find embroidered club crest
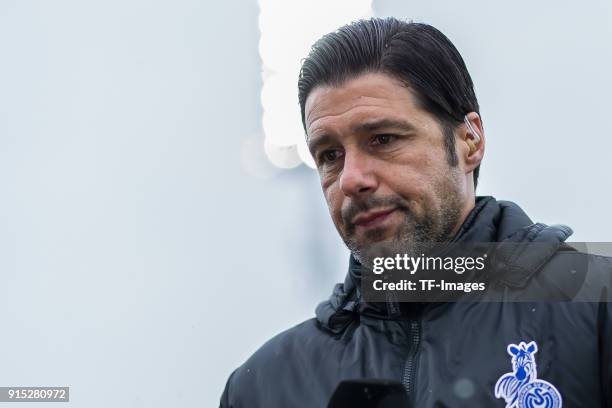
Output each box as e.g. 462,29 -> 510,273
494,341 -> 562,408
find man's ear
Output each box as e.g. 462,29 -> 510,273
461,112 -> 485,174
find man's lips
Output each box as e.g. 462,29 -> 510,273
352,208 -> 397,229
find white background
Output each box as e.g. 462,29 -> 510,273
0,0 -> 610,406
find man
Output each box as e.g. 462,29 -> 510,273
220,17 -> 611,407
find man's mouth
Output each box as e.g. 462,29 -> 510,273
352,208 -> 397,229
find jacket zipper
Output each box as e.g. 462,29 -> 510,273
402,319 -> 421,399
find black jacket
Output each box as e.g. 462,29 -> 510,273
220,196 -> 612,407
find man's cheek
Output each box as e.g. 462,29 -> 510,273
324,189 -> 342,215
324,196 -> 344,231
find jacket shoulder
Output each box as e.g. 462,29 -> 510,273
239,317 -> 328,370
220,317 -> 334,407
535,247 -> 612,301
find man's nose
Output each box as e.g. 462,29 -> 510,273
339,151 -> 378,197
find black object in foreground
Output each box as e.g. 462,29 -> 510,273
327,379 -> 410,408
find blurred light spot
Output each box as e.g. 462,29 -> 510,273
453,378 -> 475,399
258,0 -> 372,168
240,132 -> 281,179
296,134 -> 315,168
263,139 -> 301,169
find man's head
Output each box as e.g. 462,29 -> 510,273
298,18 -> 485,266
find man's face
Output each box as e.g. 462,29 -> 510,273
305,72 -> 471,266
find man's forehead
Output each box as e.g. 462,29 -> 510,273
306,93 -> 391,135
304,73 -> 418,137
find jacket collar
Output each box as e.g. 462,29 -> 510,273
315,196 -> 573,332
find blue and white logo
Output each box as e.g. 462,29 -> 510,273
494,341 -> 562,408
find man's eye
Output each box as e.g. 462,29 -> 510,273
319,149 -> 343,164
372,134 -> 395,145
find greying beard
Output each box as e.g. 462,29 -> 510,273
345,193 -> 463,270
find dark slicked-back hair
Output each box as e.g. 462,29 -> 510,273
298,17 -> 481,188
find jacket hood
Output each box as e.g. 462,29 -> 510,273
315,196 -> 574,333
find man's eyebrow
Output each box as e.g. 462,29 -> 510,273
307,119 -> 416,155
307,133 -> 334,155
351,118 -> 417,134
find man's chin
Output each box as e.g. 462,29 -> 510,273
357,225 -> 400,243
349,238 -> 406,269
